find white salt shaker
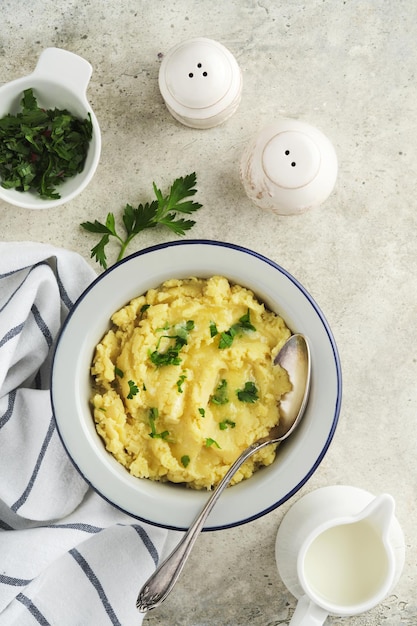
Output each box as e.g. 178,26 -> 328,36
240,119 -> 338,215
158,37 -> 242,129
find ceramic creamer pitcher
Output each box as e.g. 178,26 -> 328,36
275,486 -> 405,625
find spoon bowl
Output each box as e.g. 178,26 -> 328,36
137,333 -> 311,613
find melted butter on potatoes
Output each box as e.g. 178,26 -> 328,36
91,276 -> 291,490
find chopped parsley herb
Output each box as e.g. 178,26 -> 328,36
149,347 -> 182,367
181,455 -> 190,468
218,309 -> 256,349
198,407 -> 206,417
114,366 -> 124,378
127,380 -> 139,399
218,331 -> 234,350
210,379 -> 229,405
0,88 -> 92,199
176,373 -> 187,393
155,322 -> 170,332
142,383 -> 147,391
205,438 -> 221,449
209,321 -> 218,337
149,320 -> 194,367
148,407 -> 170,440
140,304 -> 150,316
149,407 -> 158,421
219,419 -> 236,430
236,381 -> 259,403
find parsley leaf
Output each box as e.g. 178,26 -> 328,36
205,438 -> 221,449
210,379 -> 229,405
236,381 -> 259,403
219,419 -> 236,430
127,380 -> 139,399
181,455 -> 190,468
176,373 -> 187,393
218,309 -> 256,349
81,172 -> 202,269
209,321 -> 218,337
149,320 -> 194,367
0,88 -> 92,199
148,407 -> 170,440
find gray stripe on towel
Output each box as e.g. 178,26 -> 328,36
69,548 -> 122,626
16,593 -> 51,626
132,524 -> 160,567
11,416 -> 56,513
0,323 -> 25,349
0,573 -> 33,587
31,303 -> 53,348
0,389 -> 17,429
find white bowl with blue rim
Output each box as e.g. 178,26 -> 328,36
51,240 -> 342,531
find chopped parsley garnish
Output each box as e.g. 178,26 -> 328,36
210,379 -> 229,405
175,320 -> 195,339
198,408 -> 206,417
149,346 -> 182,367
236,381 -> 259,403
219,419 -> 236,430
148,408 -> 170,440
218,309 -> 256,349
156,322 -> 170,332
127,380 -> 139,399
140,304 -> 150,317
149,320 -> 194,367
218,331 -> 234,350
205,438 -> 221,449
81,172 -> 202,268
0,88 -> 92,199
176,373 -> 187,393
209,321 -> 218,337
181,455 -> 190,468
114,366 -> 124,378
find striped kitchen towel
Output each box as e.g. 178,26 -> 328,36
0,242 -> 176,625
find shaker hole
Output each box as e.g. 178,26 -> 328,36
291,162 -> 296,167
197,63 -> 202,68
203,71 -> 208,77
285,150 -> 290,155
189,73 -> 194,78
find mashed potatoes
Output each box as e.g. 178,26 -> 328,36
91,276 -> 291,490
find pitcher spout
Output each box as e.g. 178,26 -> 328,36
357,493 -> 395,538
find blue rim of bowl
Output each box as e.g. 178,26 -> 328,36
51,239 -> 342,531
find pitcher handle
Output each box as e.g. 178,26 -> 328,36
33,47 -> 92,98
289,595 -> 328,626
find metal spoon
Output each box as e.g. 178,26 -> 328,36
136,333 -> 311,613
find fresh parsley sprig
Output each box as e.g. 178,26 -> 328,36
80,172 -> 202,269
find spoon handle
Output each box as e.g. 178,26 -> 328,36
136,438 -> 273,613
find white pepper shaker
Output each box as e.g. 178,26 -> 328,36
240,119 -> 338,215
158,37 -> 242,129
